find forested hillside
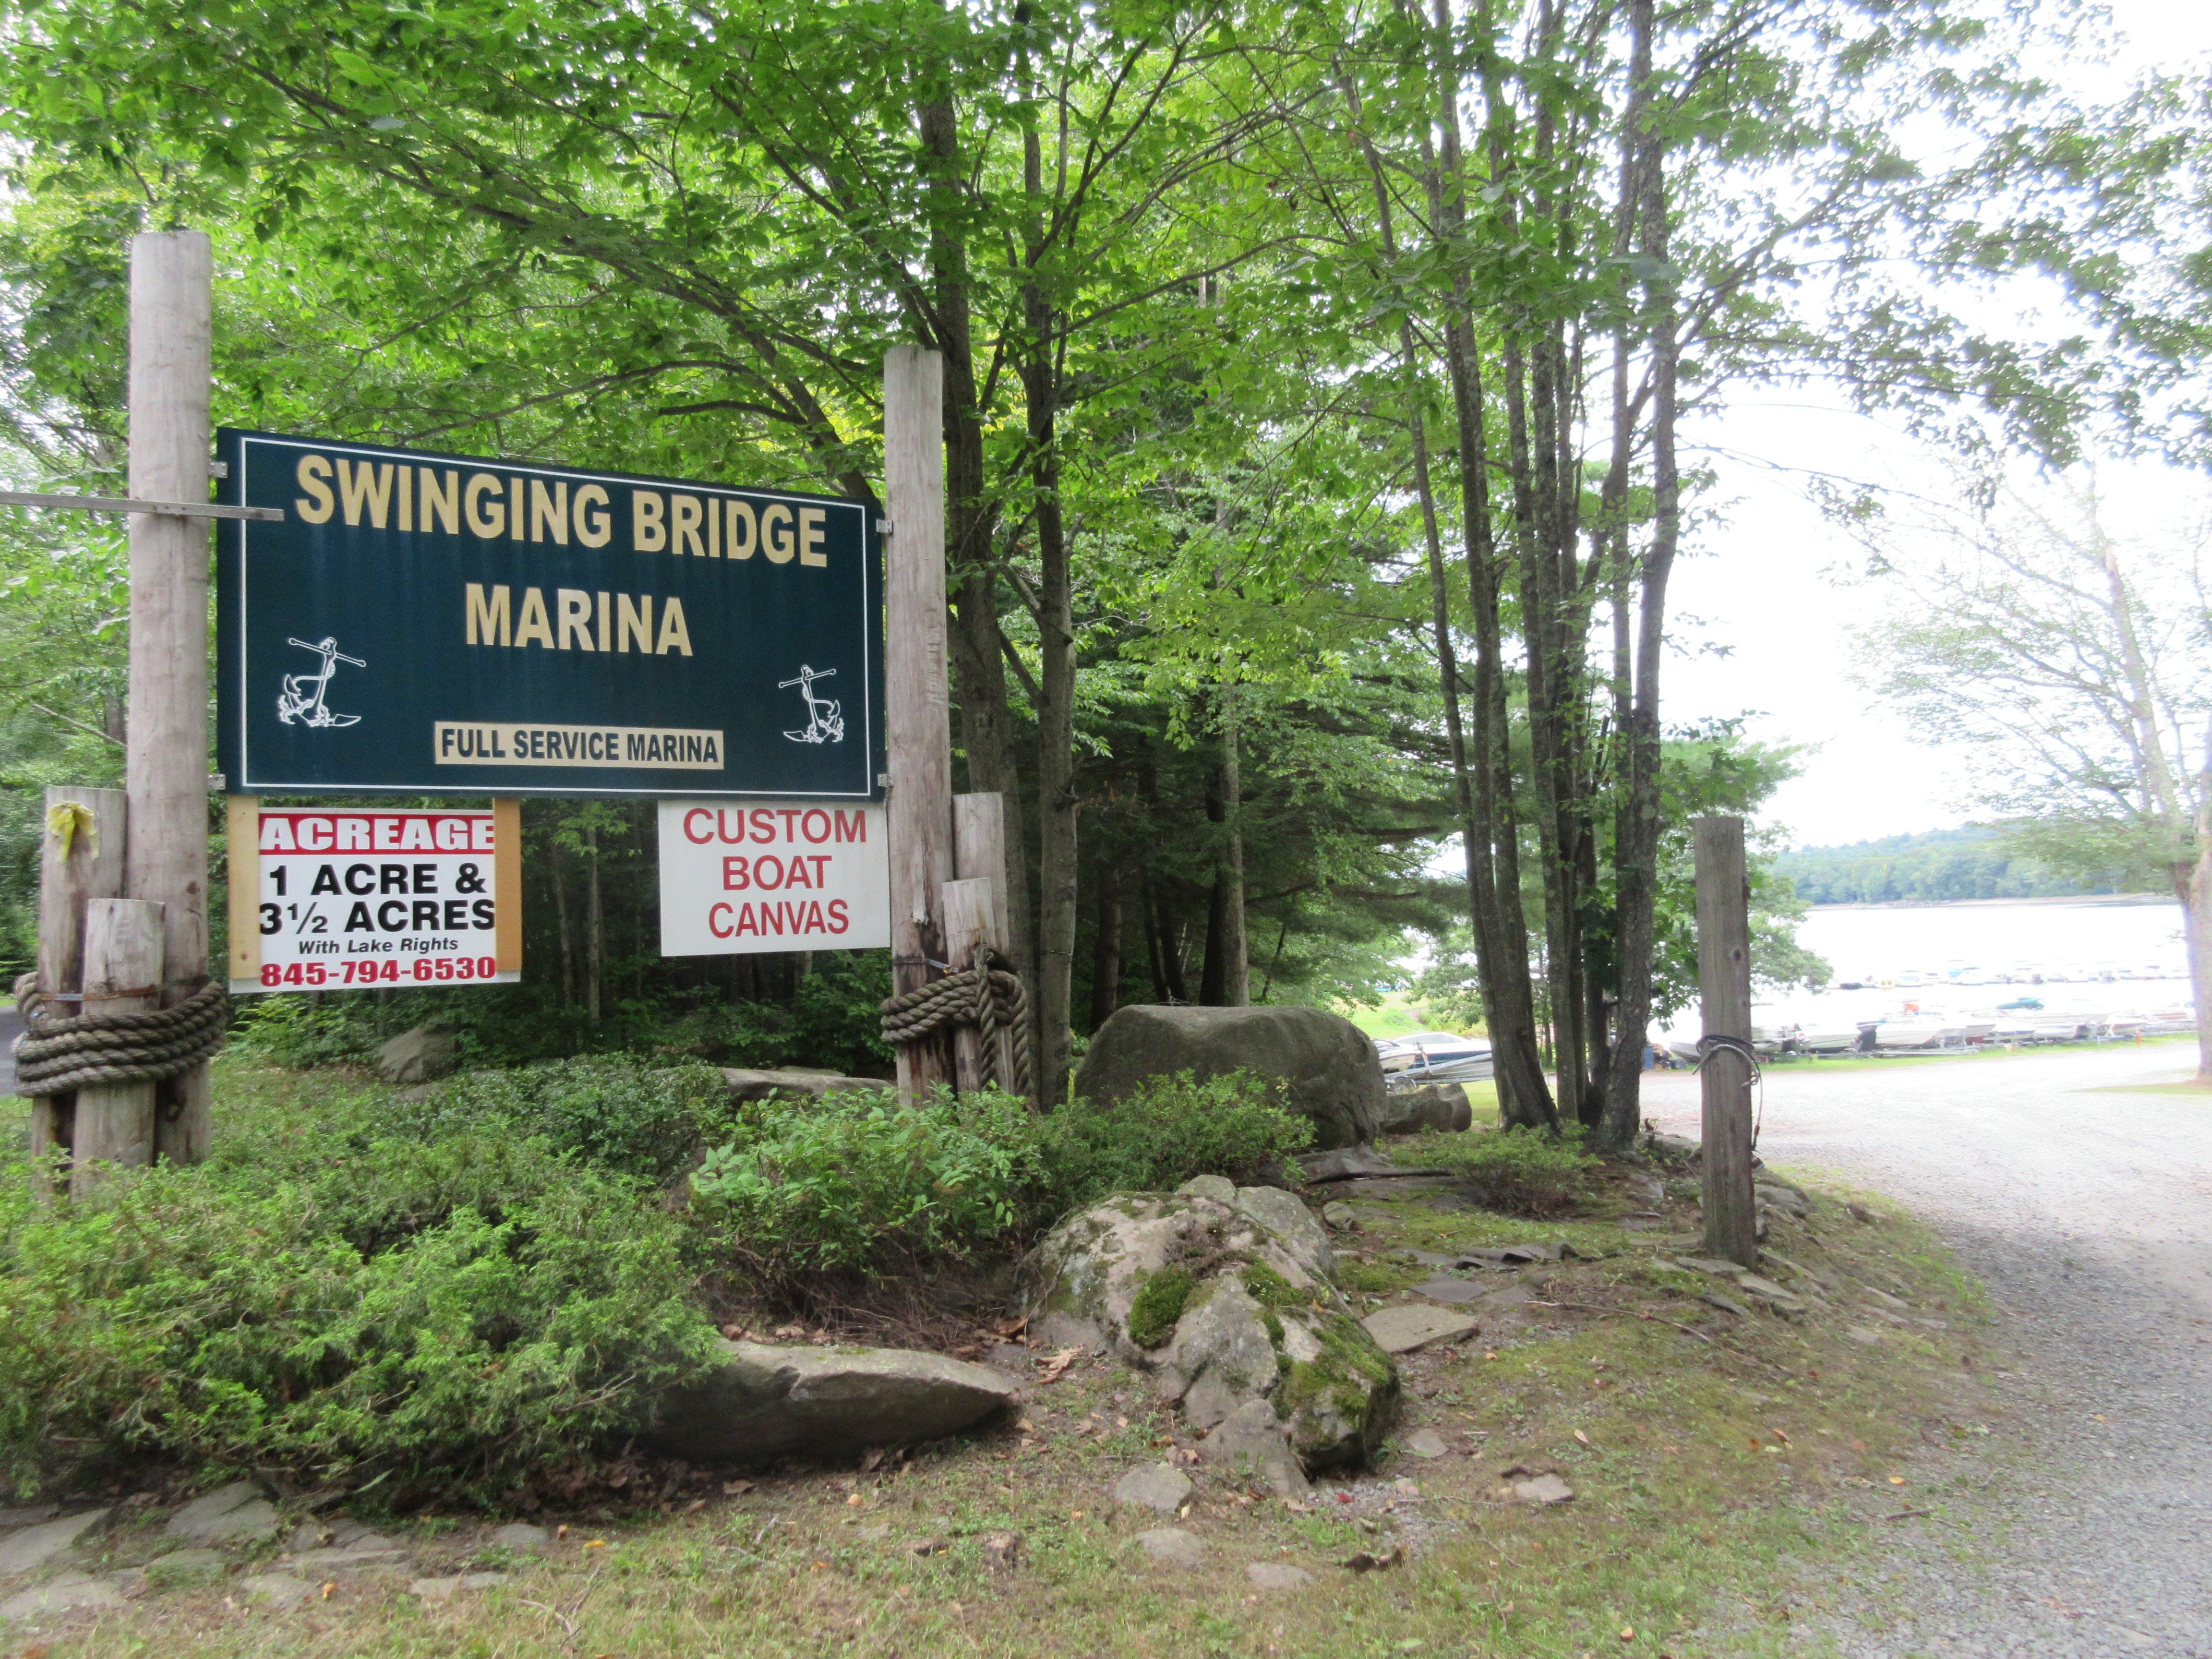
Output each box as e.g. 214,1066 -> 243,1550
1773,828 -> 2133,904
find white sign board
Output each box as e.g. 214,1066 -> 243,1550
658,799 -> 890,955
234,806 -> 518,992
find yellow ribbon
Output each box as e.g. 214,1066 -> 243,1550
46,801 -> 97,861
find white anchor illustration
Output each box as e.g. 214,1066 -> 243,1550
779,665 -> 844,744
276,636 -> 365,729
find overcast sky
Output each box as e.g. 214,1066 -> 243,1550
1664,0 -> 2212,851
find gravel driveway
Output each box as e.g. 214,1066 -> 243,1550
1641,1043 -> 2212,1659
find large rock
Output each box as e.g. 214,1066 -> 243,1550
375,1026 -> 458,1086
1074,1005 -> 1384,1151
0,1508 -> 109,1576
1019,1188 -> 1396,1472
1379,1082 -> 1473,1134
642,1341 -> 1019,1463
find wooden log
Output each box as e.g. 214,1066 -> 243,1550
125,229 -> 216,1166
31,786 -> 128,1172
952,793 -> 1022,1097
70,898 -> 165,1198
884,345 -> 956,1102
1694,815 -> 1757,1266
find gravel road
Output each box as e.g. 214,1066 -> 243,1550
1640,1042 -> 2212,1659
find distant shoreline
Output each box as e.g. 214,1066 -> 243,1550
1808,893 -> 2177,912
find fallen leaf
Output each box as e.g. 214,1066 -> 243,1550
1036,1346 -> 1082,1385
845,1493 -> 865,1507
1574,1430 -> 1592,1446
1771,1428 -> 1791,1445
1621,1628 -> 1636,1641
586,1538 -> 608,1549
319,1582 -> 335,1600
722,1479 -> 755,1496
859,1448 -> 884,1473
906,1536 -> 949,1557
1888,1476 -> 1906,1487
996,1314 -> 1030,1337
556,1524 -> 571,1539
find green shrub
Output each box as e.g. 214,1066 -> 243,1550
228,993 -> 370,1068
688,1086 -> 1049,1285
392,1055 -> 735,1182
1426,1123 -> 1599,1217
1041,1069 -> 1314,1207
0,1144 -> 718,1499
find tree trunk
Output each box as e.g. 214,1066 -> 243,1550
1600,0 -> 1676,1151
1217,691 -> 1248,1006
551,835 -> 576,1010
1090,863 -> 1123,1028
1022,97 -> 1080,1106
1441,0 -> 1555,1128
583,818 -> 603,1025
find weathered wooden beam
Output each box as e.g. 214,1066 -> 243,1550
1695,815 -> 1757,1266
70,898 -> 165,1198
30,785 -> 128,1178
884,346 -> 956,1102
126,230 -> 217,1166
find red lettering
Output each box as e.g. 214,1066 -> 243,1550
828,900 -> 849,934
833,809 -> 866,843
709,902 -> 734,938
801,809 -> 830,843
750,808 -> 776,843
810,855 -> 831,886
734,902 -> 758,936
722,856 -> 749,890
779,808 -> 801,841
685,808 -> 713,844
801,900 -> 825,932
785,856 -> 814,889
755,854 -> 784,890
716,809 -> 743,843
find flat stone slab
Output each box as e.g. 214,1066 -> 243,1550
0,1506 -> 59,1529
489,1523 -> 550,1555
289,1540 -> 409,1573
1246,1562 -> 1312,1590
1114,1465 -> 1194,1514
1673,1257 -> 1749,1275
0,1509 -> 109,1577
166,1482 -> 279,1545
1135,1527 -> 1204,1569
1298,1146 -> 1448,1182
1735,1274 -> 1807,1313
1700,1291 -> 1751,1317
1409,1276 -> 1483,1306
643,1339 -> 1021,1463
1402,1429 -> 1449,1459
241,1572 -> 318,1608
1363,1305 -> 1480,1354
411,1571 -> 509,1601
0,1572 -> 124,1620
1512,1474 -> 1575,1505
721,1068 -> 889,1103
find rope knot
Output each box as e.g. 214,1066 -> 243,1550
11,972 -> 230,1098
878,950 -> 1032,1097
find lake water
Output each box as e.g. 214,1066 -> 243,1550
1654,897 -> 2197,1046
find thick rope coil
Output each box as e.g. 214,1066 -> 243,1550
12,973 -> 229,1097
878,950 -> 1031,1098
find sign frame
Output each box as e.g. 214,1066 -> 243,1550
227,797 -> 524,993
216,429 -> 885,801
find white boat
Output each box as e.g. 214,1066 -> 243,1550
1792,1024 -> 1862,1054
1382,1036 -> 1494,1085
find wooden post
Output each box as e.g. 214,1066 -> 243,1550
1694,815 -> 1757,1266
225,794 -> 260,990
31,786 -> 128,1171
125,229 -> 216,1166
953,792 -> 1022,1097
493,798 -> 524,978
884,345 -> 956,1101
940,877 -> 998,1095
70,898 -> 165,1198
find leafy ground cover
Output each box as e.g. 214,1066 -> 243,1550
0,1063 -> 2010,1658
